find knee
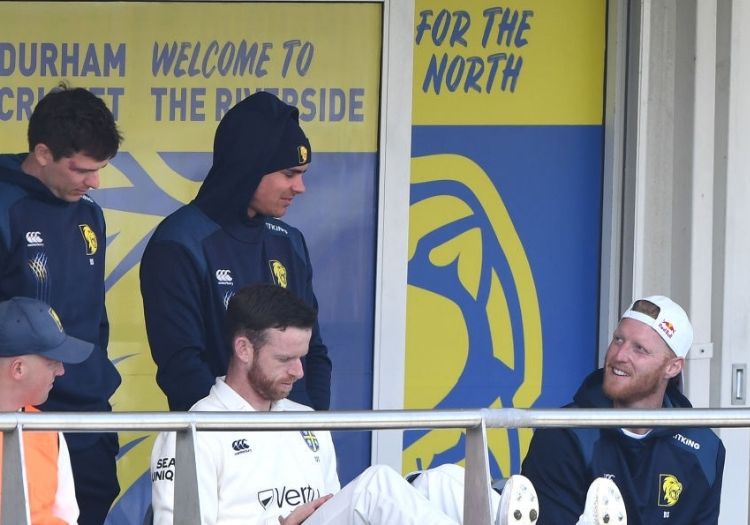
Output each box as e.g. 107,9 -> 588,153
428,464 -> 465,481
359,464 -> 402,483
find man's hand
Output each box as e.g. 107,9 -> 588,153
279,494 -> 333,525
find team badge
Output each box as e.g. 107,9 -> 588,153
48,307 -> 64,332
78,224 -> 98,255
301,431 -> 319,452
297,145 -> 308,164
269,260 -> 288,288
658,474 -> 683,507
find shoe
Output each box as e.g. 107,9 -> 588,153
578,477 -> 626,525
495,474 -> 539,524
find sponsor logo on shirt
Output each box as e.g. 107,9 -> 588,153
215,269 -> 233,285
231,439 -> 251,455
152,457 -> 175,482
658,474 -> 682,507
269,260 -> 288,288
25,231 -> 44,246
265,222 -> 288,235
672,433 -> 701,450
300,431 -> 319,452
78,224 -> 98,255
257,485 -> 321,510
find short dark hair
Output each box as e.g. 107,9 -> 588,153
28,83 -> 122,161
630,299 -> 661,320
225,284 -> 316,351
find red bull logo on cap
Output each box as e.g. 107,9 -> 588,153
659,320 -> 675,338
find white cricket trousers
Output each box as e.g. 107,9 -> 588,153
304,464 -> 501,525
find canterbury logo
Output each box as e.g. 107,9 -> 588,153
231,439 -> 250,453
25,231 -> 43,245
215,269 -> 233,284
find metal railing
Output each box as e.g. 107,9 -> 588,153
3,407 -> 750,525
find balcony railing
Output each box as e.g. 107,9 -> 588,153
3,407 -> 750,525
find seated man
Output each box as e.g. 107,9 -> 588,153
0,297 -> 95,524
151,284 -> 540,525
522,296 -> 725,524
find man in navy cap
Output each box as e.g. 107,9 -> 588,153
0,296 -> 95,524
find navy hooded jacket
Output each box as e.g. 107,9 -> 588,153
140,92 -> 331,411
522,369 -> 725,525
0,154 -> 121,448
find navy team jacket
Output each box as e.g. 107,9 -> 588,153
522,369 -> 725,525
140,92 -> 331,411
0,154 -> 121,448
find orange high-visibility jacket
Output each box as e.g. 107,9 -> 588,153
0,406 -> 79,524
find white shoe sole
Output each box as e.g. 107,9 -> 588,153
583,477 -> 626,525
496,474 -> 539,524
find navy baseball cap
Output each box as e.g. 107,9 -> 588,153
0,297 -> 93,363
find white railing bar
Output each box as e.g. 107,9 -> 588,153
1,425 -> 30,525
482,407 -> 750,428
174,424 -> 202,524
3,408 -> 750,432
0,409 -> 484,432
464,419 -> 493,525
5,408 -> 750,525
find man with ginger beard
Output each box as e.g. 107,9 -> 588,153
522,296 -> 725,525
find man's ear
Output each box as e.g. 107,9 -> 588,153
32,143 -> 53,167
8,357 -> 26,380
665,356 -> 684,380
233,336 -> 254,364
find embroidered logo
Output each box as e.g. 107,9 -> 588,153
300,431 -> 319,452
28,252 -> 48,281
658,319 -> 676,339
223,291 -> 234,310
27,253 -> 49,302
658,474 -> 683,507
78,224 -> 98,255
215,269 -> 233,285
231,439 -> 250,455
48,307 -> 64,332
269,260 -> 288,288
25,231 -> 44,246
298,145 -> 308,164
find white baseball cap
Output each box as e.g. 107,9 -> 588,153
621,295 -> 694,358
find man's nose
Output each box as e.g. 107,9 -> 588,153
291,175 -> 305,194
289,358 -> 304,379
85,172 -> 101,189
